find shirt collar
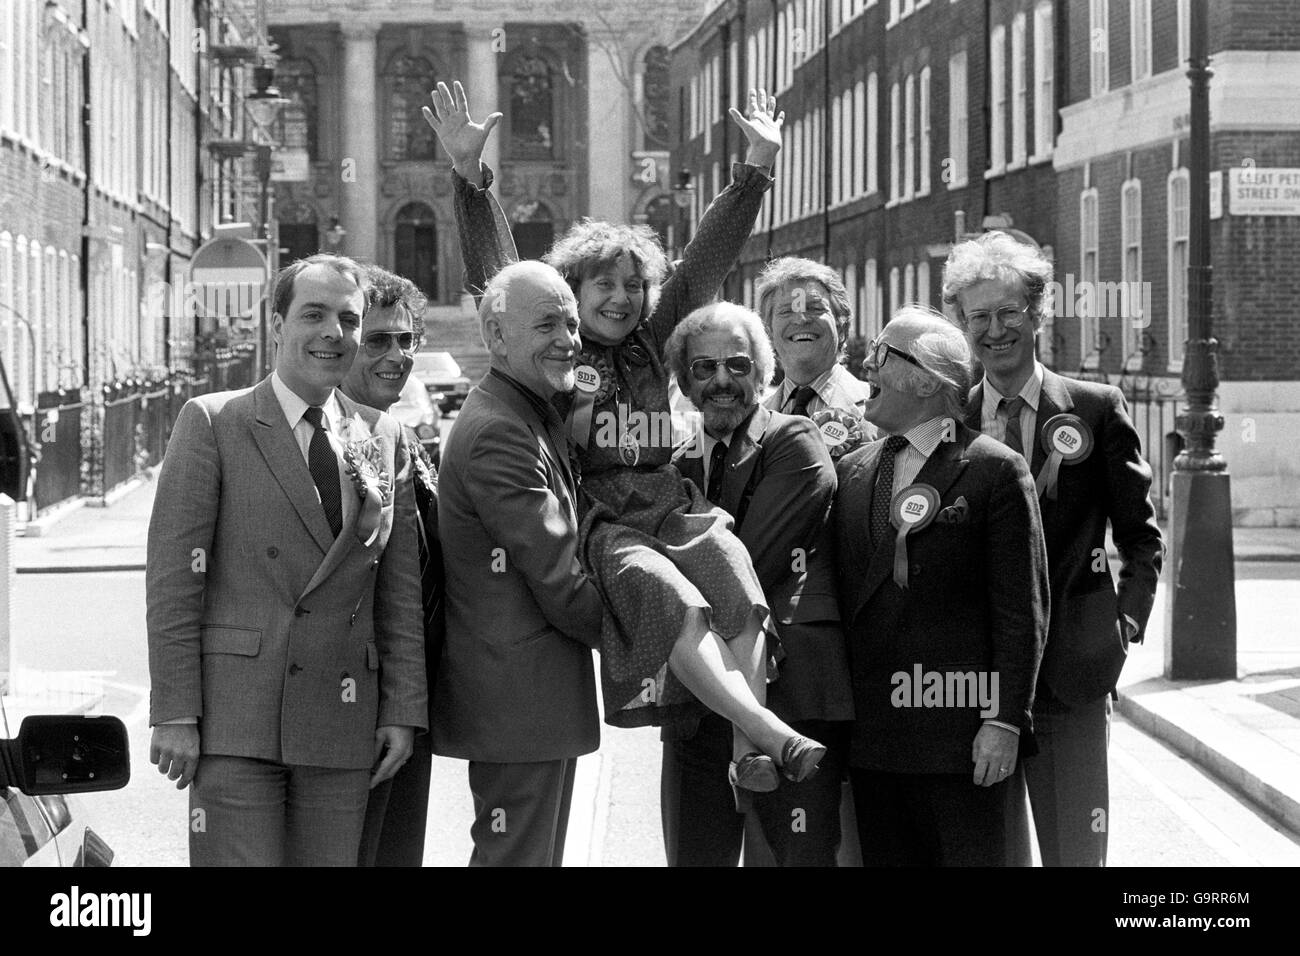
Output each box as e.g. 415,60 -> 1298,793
780,366 -> 836,405
900,415 -> 951,459
272,370 -> 343,431
982,361 -> 1044,420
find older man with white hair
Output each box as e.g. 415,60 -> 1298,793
833,306 -> 1049,866
431,260 -> 605,867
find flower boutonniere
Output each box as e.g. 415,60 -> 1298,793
407,436 -> 437,494
338,420 -> 391,546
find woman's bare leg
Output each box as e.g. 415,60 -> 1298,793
667,607 -> 793,762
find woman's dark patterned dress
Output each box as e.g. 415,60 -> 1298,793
453,162 -> 774,728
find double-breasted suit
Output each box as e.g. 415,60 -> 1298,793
147,375 -> 426,864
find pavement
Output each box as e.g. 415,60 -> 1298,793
12,476 -> 1300,862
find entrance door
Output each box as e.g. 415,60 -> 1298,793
394,203 -> 438,300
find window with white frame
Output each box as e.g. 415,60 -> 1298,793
729,37 -> 740,114
1168,168 -> 1189,368
989,26 -> 1007,174
0,0 -> 13,133
1121,178 -> 1142,360
889,0 -> 900,28
853,79 -> 865,197
1131,0 -> 1152,82
1079,188 -> 1100,366
918,66 -> 931,194
890,81 -> 901,201
1033,3 -> 1054,157
904,263 -> 915,304
1177,0 -> 1190,67
1011,13 -> 1027,166
864,257 -> 880,339
1090,0 -> 1109,96
841,89 -> 853,200
793,117 -> 804,217
889,266 -> 900,316
832,92 -> 843,203
747,34 -> 758,91
867,72 -> 879,194
904,73 -> 915,199
948,50 -> 968,188
844,261 -> 857,334
917,260 -> 930,306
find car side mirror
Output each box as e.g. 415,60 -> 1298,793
0,715 -> 130,795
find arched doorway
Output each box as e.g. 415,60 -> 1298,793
510,199 -> 554,262
394,202 -> 437,300
277,203 -> 319,266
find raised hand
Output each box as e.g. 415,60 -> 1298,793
421,80 -> 502,185
728,88 -> 785,170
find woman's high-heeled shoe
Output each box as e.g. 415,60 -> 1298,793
779,736 -> 827,783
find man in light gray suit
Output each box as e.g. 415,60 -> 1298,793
147,254 -> 427,866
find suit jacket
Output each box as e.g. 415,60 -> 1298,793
965,370 -> 1164,706
674,405 -> 853,724
431,371 -> 605,762
834,423 -> 1049,774
146,376 -> 427,770
404,431 -> 445,729
763,363 -> 873,419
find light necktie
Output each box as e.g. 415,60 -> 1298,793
870,435 -> 909,549
1000,396 -> 1027,457
787,385 -> 818,418
302,406 -> 343,537
706,440 -> 728,504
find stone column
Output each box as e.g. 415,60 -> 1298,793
341,24 -> 379,261
465,29 -> 500,178
586,32 -> 631,222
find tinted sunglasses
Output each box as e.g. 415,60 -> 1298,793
689,355 -> 754,381
362,331 -> 421,356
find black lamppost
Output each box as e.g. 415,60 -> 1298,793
1166,0 -> 1236,679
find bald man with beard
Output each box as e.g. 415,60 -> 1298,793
431,261 -> 605,867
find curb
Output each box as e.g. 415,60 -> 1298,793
1117,679 -> 1300,835
17,563 -> 146,574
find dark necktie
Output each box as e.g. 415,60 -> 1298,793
302,406 -> 343,537
706,439 -> 728,503
869,435 -> 909,549
788,384 -> 818,418
1000,396 -> 1027,457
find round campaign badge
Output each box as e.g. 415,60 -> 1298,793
574,365 -> 601,394
1040,413 -> 1093,463
819,420 -> 849,448
890,483 -> 940,532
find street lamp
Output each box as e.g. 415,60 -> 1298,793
1166,0 -> 1236,679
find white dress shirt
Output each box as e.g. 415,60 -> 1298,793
979,361 -> 1044,452
271,371 -> 354,523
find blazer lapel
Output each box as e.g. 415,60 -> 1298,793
251,378 -> 334,556
964,383 -> 984,432
720,406 -> 767,517
299,392 -> 367,600
1031,370 -> 1074,480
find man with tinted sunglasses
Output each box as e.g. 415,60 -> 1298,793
661,302 -> 853,867
343,266 -> 447,867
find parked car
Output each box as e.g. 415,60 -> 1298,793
0,715 -> 130,867
389,376 -> 442,467
410,351 -> 471,415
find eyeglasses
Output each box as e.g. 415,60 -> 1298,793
362,331 -> 422,356
689,355 -> 754,381
865,338 -> 925,371
961,305 -> 1029,335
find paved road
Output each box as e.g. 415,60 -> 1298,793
12,564 -> 1299,867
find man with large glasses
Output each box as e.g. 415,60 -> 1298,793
833,305 -> 1048,865
944,231 -> 1163,867
662,301 -> 853,866
342,266 -> 446,867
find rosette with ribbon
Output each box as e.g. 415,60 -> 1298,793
890,483 -> 940,589
1035,413 -> 1093,500
342,438 -> 390,548
810,407 -> 870,460
567,348 -> 614,449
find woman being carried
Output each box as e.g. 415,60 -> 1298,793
424,82 -> 823,796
